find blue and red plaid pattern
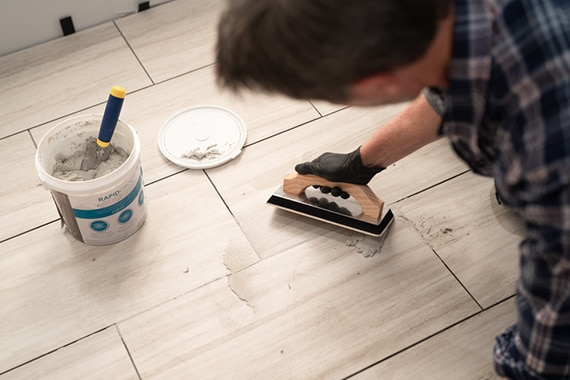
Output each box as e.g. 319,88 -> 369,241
440,0 -> 570,378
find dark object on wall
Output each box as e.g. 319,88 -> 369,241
138,2 -> 151,12
59,16 -> 75,36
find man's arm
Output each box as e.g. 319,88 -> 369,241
295,90 -> 444,184
359,91 -> 443,169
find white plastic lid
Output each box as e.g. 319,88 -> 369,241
158,105 -> 247,169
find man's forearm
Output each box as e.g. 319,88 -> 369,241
359,92 -> 443,168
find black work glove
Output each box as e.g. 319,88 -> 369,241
295,147 -> 384,185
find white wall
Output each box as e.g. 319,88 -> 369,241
0,0 -> 173,57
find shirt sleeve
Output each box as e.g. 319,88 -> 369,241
422,87 -> 447,118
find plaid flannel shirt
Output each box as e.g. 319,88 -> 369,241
438,0 -> 570,378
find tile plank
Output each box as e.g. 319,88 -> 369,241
119,222 -> 480,379
0,171 -> 258,373
353,299 -> 516,380
396,172 -> 523,308
0,23 -> 151,139
116,0 -> 226,83
0,327 -> 138,380
0,132 -> 58,242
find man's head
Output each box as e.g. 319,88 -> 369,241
216,0 -> 452,104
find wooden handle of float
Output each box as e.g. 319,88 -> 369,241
282,173 -> 384,224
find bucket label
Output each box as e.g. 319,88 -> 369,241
72,175 -> 142,219
64,165 -> 147,245
99,191 -> 121,202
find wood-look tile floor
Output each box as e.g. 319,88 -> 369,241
0,1 -> 519,378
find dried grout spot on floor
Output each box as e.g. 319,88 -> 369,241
345,233 -> 388,257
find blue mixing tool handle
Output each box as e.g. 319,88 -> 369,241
97,86 -> 126,148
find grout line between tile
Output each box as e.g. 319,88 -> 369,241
10,104 -> 107,142
429,246 -> 484,310
152,62 -> 217,86
144,168 -> 189,187
113,21 -> 155,86
242,112 -> 332,149
28,129 -> 38,148
389,169 -> 471,206
308,100 -> 324,117
0,325 -> 114,377
114,274 -> 235,327
203,169 -> 234,217
116,324 -> 143,380
203,167 -> 263,260
0,219 -> 61,245
342,295 -> 515,379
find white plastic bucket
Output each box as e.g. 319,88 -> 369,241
35,114 -> 147,245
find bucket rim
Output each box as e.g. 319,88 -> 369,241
34,114 -> 141,193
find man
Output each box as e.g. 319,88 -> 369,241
215,0 -> 570,378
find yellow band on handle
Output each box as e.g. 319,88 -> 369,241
110,86 -> 126,99
96,139 -> 111,148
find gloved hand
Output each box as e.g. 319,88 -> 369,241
295,147 -> 384,185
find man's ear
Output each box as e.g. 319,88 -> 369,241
342,72 -> 406,106
350,72 -> 401,99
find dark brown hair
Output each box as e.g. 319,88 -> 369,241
216,0 -> 451,102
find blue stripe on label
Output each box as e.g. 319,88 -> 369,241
72,175 -> 142,219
